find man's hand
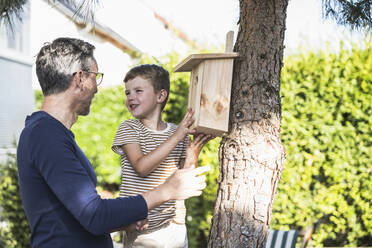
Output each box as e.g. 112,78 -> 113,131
184,134 -> 215,169
164,165 -> 210,200
142,165 -> 210,210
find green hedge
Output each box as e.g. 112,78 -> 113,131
0,151 -> 31,248
272,40 -> 372,247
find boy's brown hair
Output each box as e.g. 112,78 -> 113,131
124,64 -> 170,110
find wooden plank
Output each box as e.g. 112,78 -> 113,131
188,63 -> 204,129
225,31 -> 234,52
173,52 -> 239,72
196,59 -> 234,135
193,125 -> 227,137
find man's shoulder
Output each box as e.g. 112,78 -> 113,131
23,113 -> 57,135
18,112 -> 72,159
22,112 -> 71,144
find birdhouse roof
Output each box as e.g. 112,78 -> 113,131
173,52 -> 239,72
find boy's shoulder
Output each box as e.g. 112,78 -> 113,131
119,119 -> 141,130
122,119 -> 140,125
119,119 -> 180,134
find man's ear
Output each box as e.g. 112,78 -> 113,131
71,71 -> 84,92
157,89 -> 168,104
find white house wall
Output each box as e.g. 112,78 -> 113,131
0,55 -> 34,149
0,1 -> 33,154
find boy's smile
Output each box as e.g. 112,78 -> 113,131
125,76 -> 162,119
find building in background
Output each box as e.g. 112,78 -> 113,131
0,2 -> 33,159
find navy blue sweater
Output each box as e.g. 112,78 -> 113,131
17,111 -> 148,248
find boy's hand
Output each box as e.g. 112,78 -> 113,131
174,108 -> 196,141
110,219 -> 148,233
122,219 -> 149,232
184,134 -> 215,169
135,219 -> 149,231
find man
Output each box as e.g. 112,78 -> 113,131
17,37 -> 209,248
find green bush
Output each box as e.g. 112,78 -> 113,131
272,39 -> 372,247
0,151 -> 31,248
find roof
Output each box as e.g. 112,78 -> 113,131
173,52 -> 239,72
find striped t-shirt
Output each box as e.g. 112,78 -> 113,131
112,119 -> 188,230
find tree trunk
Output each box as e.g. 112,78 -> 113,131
208,0 -> 288,247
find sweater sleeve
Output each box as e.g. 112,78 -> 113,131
31,121 -> 148,235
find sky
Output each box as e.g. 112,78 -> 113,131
94,0 -> 364,55
29,0 -> 366,88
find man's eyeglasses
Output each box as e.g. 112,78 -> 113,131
73,70 -> 104,86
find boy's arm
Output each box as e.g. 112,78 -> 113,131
123,109 -> 196,177
182,134 -> 214,169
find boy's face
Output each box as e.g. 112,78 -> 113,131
124,76 -> 163,119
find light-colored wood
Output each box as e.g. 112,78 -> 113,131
174,31 -> 238,136
225,31 -> 234,52
188,63 -> 204,128
173,53 -> 239,72
196,59 -> 233,135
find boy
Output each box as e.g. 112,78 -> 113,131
112,64 -> 212,247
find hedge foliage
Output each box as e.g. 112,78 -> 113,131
273,40 -> 372,247
0,152 -> 31,248
28,39 -> 372,247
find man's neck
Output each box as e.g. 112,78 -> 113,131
41,93 -> 78,129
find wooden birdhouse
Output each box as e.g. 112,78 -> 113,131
173,31 -> 239,136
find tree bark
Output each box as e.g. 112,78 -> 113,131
208,0 -> 288,247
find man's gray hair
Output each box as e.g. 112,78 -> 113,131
36,37 -> 96,96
